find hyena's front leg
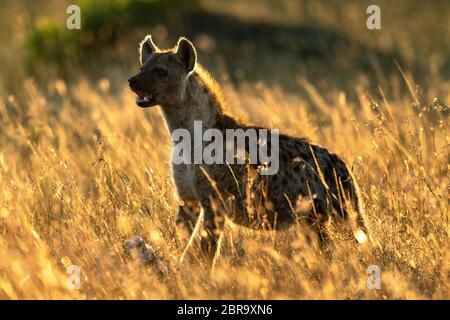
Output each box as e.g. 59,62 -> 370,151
175,198 -> 201,241
173,163 -> 202,245
193,166 -> 225,263
199,199 -> 224,263
176,198 -> 200,236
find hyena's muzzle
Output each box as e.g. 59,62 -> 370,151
128,74 -> 157,108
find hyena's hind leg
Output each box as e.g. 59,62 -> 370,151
286,159 -> 336,256
307,198 -> 336,257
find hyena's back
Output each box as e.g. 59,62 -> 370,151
226,131 -> 368,236
275,133 -> 368,234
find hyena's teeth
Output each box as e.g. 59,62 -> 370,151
136,94 -> 152,104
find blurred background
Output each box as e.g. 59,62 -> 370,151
1,0 -> 449,98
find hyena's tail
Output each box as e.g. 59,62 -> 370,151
350,181 -> 370,244
335,169 -> 370,244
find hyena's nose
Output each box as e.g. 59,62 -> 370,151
128,76 -> 138,88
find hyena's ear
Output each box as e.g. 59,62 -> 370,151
139,35 -> 158,65
176,37 -> 197,73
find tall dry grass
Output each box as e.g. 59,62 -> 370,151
0,0 -> 449,300
0,63 -> 448,298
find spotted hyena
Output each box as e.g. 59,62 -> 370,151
128,35 -> 369,261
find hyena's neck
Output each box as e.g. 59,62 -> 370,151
160,67 -> 226,136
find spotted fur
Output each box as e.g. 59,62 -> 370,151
128,36 -> 369,260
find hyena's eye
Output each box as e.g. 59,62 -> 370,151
154,67 -> 168,78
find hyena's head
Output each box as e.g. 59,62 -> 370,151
128,35 -> 197,108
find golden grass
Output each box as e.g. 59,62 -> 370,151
0,63 -> 448,299
0,0 -> 449,300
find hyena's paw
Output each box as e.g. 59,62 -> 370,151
125,235 -> 168,278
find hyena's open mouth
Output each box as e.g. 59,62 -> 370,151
128,79 -> 156,108
134,91 -> 155,108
